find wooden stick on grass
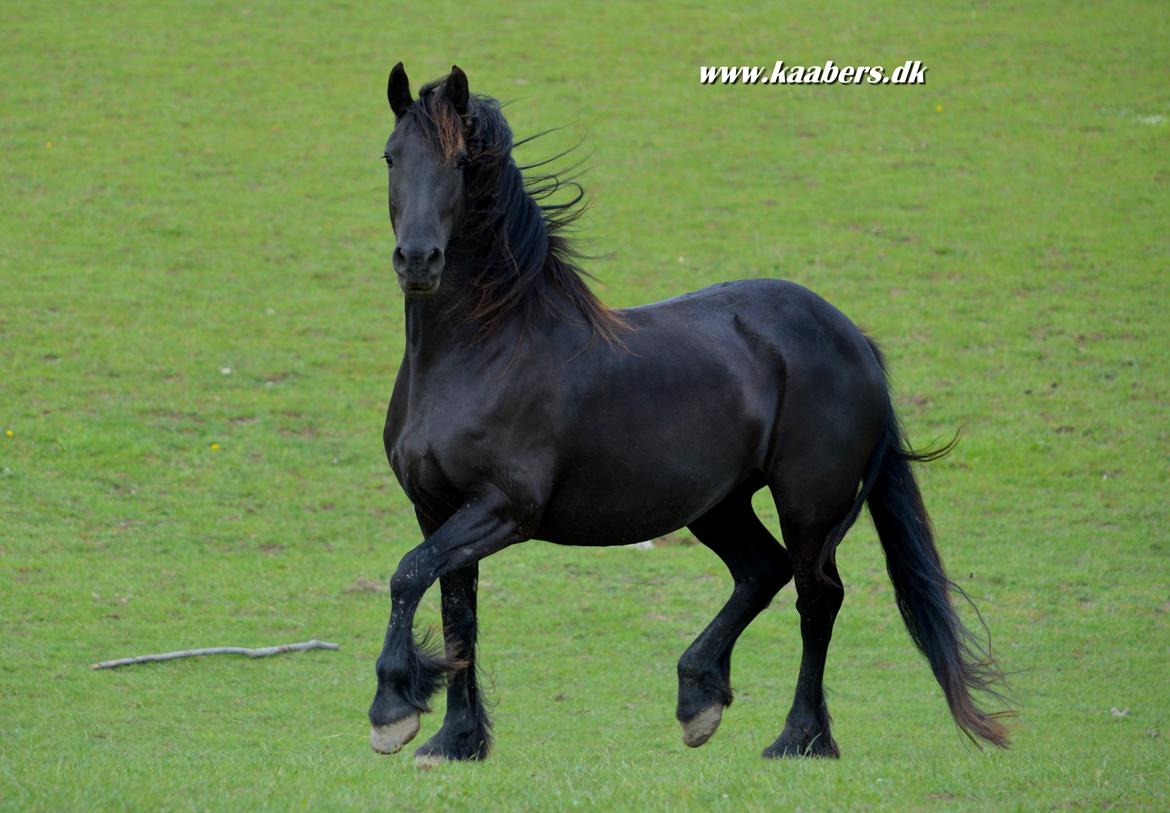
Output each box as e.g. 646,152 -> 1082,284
90,639 -> 340,670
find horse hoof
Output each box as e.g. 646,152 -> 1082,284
415,752 -> 446,769
762,728 -> 840,759
370,713 -> 421,754
681,704 -> 723,747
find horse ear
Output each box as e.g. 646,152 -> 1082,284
447,65 -> 470,115
387,62 -> 413,118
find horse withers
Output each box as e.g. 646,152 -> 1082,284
367,63 -> 1009,763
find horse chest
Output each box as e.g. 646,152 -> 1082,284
386,393 -> 495,510
390,440 -> 447,507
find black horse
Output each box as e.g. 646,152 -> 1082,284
368,64 -> 1009,763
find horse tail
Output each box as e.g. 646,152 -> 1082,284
862,341 -> 1011,748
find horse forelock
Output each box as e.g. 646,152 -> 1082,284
408,81 -> 472,161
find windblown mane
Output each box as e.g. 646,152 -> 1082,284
406,79 -> 626,342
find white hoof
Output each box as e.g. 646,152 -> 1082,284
681,704 -> 723,748
370,713 -> 420,754
414,752 -> 446,769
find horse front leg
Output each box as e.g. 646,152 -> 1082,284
678,492 -> 792,748
412,564 -> 491,763
369,492 -> 521,755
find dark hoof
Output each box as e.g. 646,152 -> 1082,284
762,727 -> 840,759
413,726 -> 490,764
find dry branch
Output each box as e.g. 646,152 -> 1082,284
90,639 -> 340,670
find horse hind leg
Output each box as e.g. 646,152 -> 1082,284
762,483 -> 856,758
763,537 -> 843,758
759,384 -> 882,759
677,487 -> 793,747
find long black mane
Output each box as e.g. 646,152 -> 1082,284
405,79 -> 625,341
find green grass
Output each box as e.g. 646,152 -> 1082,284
2,1 -> 1168,810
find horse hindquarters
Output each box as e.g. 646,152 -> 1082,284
759,324 -> 888,757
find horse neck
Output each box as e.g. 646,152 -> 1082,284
400,249 -> 520,369
402,263 -> 474,366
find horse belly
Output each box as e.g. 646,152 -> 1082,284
535,437 -> 756,546
532,332 -> 772,545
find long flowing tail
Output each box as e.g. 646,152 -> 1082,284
865,399 -> 1011,747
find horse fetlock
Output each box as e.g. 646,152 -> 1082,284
369,684 -> 426,731
677,664 -> 733,710
677,656 -> 729,691
375,658 -> 409,687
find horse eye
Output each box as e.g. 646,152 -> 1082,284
455,152 -> 468,169
383,154 -> 394,168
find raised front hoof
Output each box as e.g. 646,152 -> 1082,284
370,712 -> 421,754
413,726 -> 490,764
762,727 -> 840,759
680,704 -> 724,748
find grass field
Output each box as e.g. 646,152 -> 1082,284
2,1 -> 1168,810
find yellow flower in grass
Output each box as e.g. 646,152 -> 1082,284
4,430 -> 13,438
210,442 -> 220,451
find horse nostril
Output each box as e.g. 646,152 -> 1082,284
394,243 -> 443,274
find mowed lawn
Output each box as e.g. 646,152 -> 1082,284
2,1 -> 1167,810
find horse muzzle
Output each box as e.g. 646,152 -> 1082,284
397,271 -> 442,296
393,243 -> 444,296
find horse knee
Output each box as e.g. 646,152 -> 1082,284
390,551 -> 433,598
